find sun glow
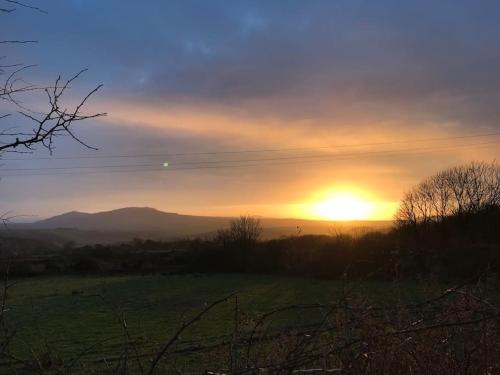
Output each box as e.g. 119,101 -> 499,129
310,191 -> 375,221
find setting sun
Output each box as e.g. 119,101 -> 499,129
311,192 -> 374,221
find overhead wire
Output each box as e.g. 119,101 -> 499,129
2,131 -> 500,161
1,139 -> 500,172
1,138 -> 499,177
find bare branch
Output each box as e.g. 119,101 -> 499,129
147,293 -> 236,375
3,0 -> 47,14
0,71 -> 105,154
0,40 -> 37,44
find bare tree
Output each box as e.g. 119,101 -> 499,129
0,0 -> 104,156
217,215 -> 263,248
395,161 -> 500,226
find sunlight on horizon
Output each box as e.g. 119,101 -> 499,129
312,193 -> 373,221
299,189 -> 398,221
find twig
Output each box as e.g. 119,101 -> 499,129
147,293 -> 235,375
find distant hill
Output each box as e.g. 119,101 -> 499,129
26,207 -> 231,234
3,207 -> 392,245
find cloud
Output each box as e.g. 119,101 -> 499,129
5,0 -> 500,129
3,0 -> 500,217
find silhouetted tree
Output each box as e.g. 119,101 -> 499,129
0,1 -> 103,227
217,216 -> 262,249
394,162 -> 500,275
0,1 -> 104,156
395,161 -> 500,226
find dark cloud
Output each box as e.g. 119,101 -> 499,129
5,1 -> 500,105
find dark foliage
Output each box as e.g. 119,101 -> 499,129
3,205 -> 499,281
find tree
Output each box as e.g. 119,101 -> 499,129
217,216 -> 262,249
395,161 -> 500,227
0,1 -> 104,156
0,1 -> 103,227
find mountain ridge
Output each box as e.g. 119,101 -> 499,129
4,207 -> 392,245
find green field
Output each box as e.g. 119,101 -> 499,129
3,273 -> 441,372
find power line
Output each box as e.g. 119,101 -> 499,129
2,140 -> 499,177
2,139 -> 500,172
3,131 -> 500,161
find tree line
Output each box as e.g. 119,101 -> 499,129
4,162 -> 499,280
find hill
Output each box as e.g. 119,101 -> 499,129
26,207 -> 231,234
3,207 -> 391,245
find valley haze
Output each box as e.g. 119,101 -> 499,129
4,207 -> 391,245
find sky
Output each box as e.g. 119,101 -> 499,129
1,0 -> 500,220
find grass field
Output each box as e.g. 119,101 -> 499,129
4,273 -> 443,372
